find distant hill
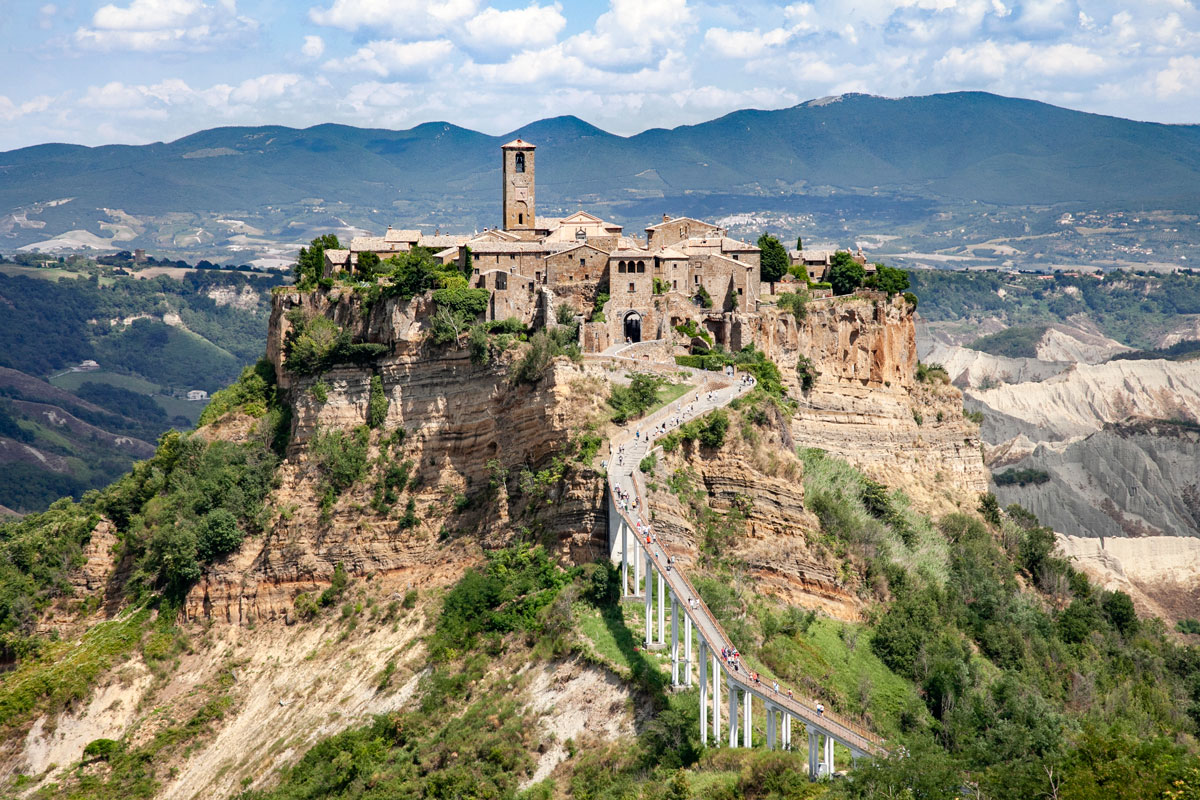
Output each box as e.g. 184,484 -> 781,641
2,92 -> 1199,256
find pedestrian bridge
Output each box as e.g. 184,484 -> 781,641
601,367 -> 887,777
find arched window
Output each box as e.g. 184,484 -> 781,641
636,261 -> 645,273
618,261 -> 626,273
515,152 -> 525,173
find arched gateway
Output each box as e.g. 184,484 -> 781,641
623,311 -> 642,343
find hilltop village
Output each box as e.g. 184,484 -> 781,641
321,139 -> 873,353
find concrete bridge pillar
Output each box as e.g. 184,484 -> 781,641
683,615 -> 693,686
670,593 -> 679,686
782,714 -> 791,749
824,735 -> 834,776
698,640 -> 708,746
808,725 -> 818,779
713,654 -> 721,742
634,534 -> 642,594
742,690 -> 752,747
620,521 -> 628,595
657,571 -> 665,644
644,556 -> 653,648
727,680 -> 738,748
766,703 -> 777,750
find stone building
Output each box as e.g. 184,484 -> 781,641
328,138 -> 776,352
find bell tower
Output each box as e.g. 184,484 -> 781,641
501,138 -> 536,233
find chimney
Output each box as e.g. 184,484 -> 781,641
662,214 -> 670,223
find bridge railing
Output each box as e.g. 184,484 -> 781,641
605,374 -> 887,755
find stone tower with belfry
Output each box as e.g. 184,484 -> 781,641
501,138 -> 536,236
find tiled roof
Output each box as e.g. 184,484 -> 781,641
384,228 -> 421,243
501,138 -> 536,149
419,234 -> 470,248
324,249 -> 351,264
645,216 -> 716,231
467,241 -> 551,253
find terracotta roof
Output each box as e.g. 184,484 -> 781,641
324,249 -> 351,264
644,216 -> 716,231
384,228 -> 421,243
467,241 -> 551,254
501,138 -> 536,149
656,247 -> 688,259
419,234 -> 470,248
349,236 -> 391,251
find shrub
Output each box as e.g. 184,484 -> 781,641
427,546 -> 570,661
674,319 -> 713,346
367,375 -> 389,428
555,303 -> 575,325
994,468 -> 1051,487
695,285 -> 713,308
199,358 -> 277,425
590,292 -> 609,322
639,453 -> 656,473
196,508 -> 241,562
310,425 -> 370,502
777,289 -> 809,321
468,325 -> 491,365
1177,618 -> 1200,635
319,562 -> 349,607
510,327 -> 580,384
916,361 -> 950,384
796,355 -> 819,392
608,373 -> 662,423
83,738 -> 120,762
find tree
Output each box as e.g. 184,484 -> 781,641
356,251 -> 380,279
295,234 -> 341,286
1102,590 -> 1138,636
827,251 -> 865,295
867,264 -> 911,295
796,235 -> 803,252
757,233 -> 789,283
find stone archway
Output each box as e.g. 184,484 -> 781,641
623,311 -> 642,344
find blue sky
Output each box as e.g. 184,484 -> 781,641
1,0 -> 1198,150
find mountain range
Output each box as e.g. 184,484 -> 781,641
3,92 -> 1200,259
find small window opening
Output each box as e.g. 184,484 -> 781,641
515,152 -> 525,173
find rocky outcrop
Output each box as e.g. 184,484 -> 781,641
1058,534 -> 1200,623
970,359 -> 1200,443
757,295 -> 988,510
993,420 -> 1200,541
644,415 -> 863,619
920,343 -> 1071,388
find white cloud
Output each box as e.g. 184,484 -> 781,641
568,0 -> 695,69
324,39 -> 455,76
704,26 -> 792,58
462,3 -> 566,51
74,0 -> 257,51
302,34 -> 325,58
1154,55 -> 1200,97
309,0 -> 479,37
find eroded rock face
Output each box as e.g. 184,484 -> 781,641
757,295 -> 988,510
184,352 -> 613,624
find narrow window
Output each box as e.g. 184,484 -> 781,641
518,213 -> 524,225
579,257 -> 585,267
628,282 -> 635,292
515,152 -> 525,173
673,280 -> 677,290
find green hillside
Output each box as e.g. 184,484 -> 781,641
0,264 -> 281,512
3,92 -> 1199,252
